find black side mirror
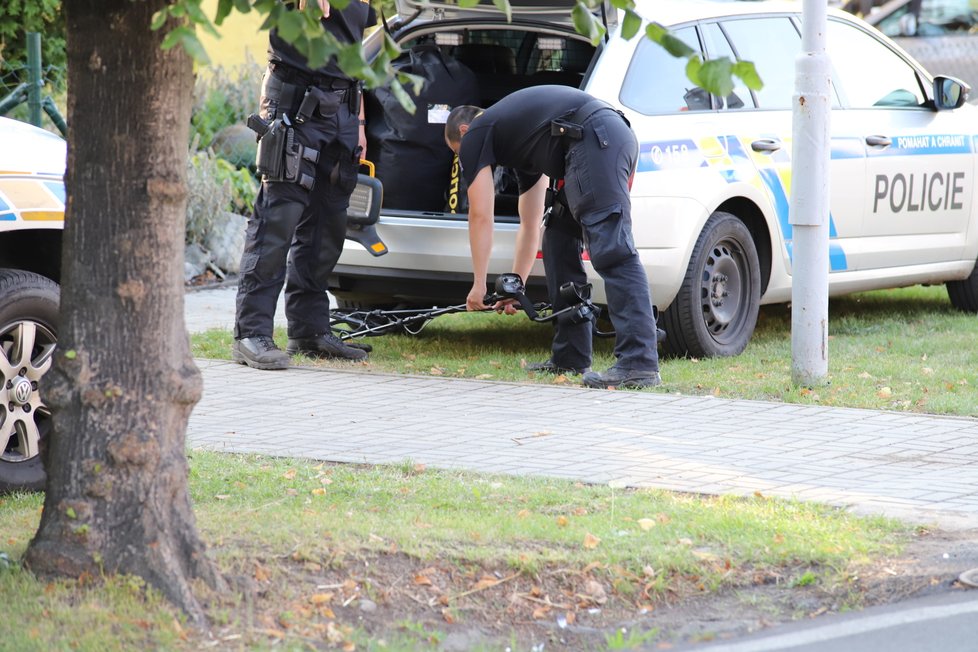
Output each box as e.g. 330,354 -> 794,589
933,76 -> 970,111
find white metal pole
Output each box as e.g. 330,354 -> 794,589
790,0 -> 832,386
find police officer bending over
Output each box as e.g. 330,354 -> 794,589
444,86 -> 661,389
233,0 -> 375,370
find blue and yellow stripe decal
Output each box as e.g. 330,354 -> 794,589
638,134 -> 849,271
0,173 -> 65,223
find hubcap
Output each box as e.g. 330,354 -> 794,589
0,321 -> 55,464
700,240 -> 747,342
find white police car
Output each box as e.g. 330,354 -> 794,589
333,0 -> 977,358
0,117 -> 64,492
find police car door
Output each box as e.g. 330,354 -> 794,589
704,15 -> 862,286
827,18 -> 974,269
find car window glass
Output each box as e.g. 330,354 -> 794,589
826,19 -> 926,109
620,26 -> 704,115
699,22 -> 753,110
720,17 -> 800,110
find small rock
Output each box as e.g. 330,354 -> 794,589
358,599 -> 377,613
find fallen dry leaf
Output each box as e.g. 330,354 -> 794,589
283,469 -> 297,480
311,488 -> 326,496
556,516 -> 569,527
471,575 -> 500,591
878,387 -> 893,398
429,367 -> 444,375
413,574 -> 433,586
532,605 -> 552,619
441,608 -> 455,623
582,579 -> 607,604
637,518 -> 656,531
309,593 -> 333,605
583,533 -> 601,549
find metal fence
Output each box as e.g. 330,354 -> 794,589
0,33 -> 67,135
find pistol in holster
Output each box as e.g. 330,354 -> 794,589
247,112 -> 319,190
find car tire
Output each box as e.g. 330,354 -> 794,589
0,270 -> 59,494
660,211 -> 760,358
947,261 -> 978,312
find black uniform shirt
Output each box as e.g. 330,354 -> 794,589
268,1 -> 377,82
458,86 -> 593,191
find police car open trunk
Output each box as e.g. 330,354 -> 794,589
361,0 -> 607,217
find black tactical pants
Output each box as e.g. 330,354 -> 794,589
234,69 -> 360,340
544,110 -> 659,372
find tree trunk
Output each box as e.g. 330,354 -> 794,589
24,0 -> 223,624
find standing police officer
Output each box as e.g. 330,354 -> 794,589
233,0 -> 375,370
444,86 -> 661,389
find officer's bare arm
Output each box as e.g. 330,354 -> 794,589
513,175 -> 547,283
465,166 -> 496,311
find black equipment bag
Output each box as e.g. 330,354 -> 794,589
365,44 -> 480,212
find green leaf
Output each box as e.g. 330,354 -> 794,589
659,32 -> 694,58
277,9 -> 305,44
685,56 -> 702,88
382,32 -> 402,60
492,0 -> 513,22
644,21 -> 667,44
180,31 -> 212,64
64,350 -> 77,360
457,0 -> 481,7
608,0 -> 634,10
733,60 -> 764,91
699,57 -> 734,99
233,0 -> 253,12
215,0 -> 234,25
66,507 -> 76,519
184,0 -> 209,25
620,9 -> 641,41
161,26 -> 193,50
572,2 -> 605,45
150,8 -> 169,31
390,78 -> 418,115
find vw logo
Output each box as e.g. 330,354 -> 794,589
11,378 -> 32,406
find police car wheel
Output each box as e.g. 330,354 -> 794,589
0,270 -> 59,494
660,212 -> 760,359
946,260 -> 978,312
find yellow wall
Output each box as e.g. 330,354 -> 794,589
198,0 -> 268,69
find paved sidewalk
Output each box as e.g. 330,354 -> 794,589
187,358 -> 978,529
185,286 -> 978,529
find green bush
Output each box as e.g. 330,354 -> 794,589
186,148 -> 257,245
191,55 -> 262,150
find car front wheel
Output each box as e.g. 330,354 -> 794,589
946,260 -> 978,312
660,211 -> 761,358
0,270 -> 59,494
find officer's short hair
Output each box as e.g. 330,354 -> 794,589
445,105 -> 484,146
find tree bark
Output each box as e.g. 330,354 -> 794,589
24,0 -> 224,624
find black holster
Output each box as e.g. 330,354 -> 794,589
249,113 -> 319,190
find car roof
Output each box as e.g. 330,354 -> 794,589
635,0 -> 824,26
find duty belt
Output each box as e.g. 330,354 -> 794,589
268,61 -> 354,92
551,99 -> 629,140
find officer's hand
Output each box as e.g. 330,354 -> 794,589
493,298 -> 519,315
466,283 -> 488,311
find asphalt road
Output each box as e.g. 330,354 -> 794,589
674,590 -> 978,652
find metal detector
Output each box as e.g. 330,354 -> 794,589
329,273 -> 611,341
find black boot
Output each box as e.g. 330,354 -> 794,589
525,360 -> 590,375
582,366 -> 661,389
286,333 -> 368,361
232,336 -> 290,370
